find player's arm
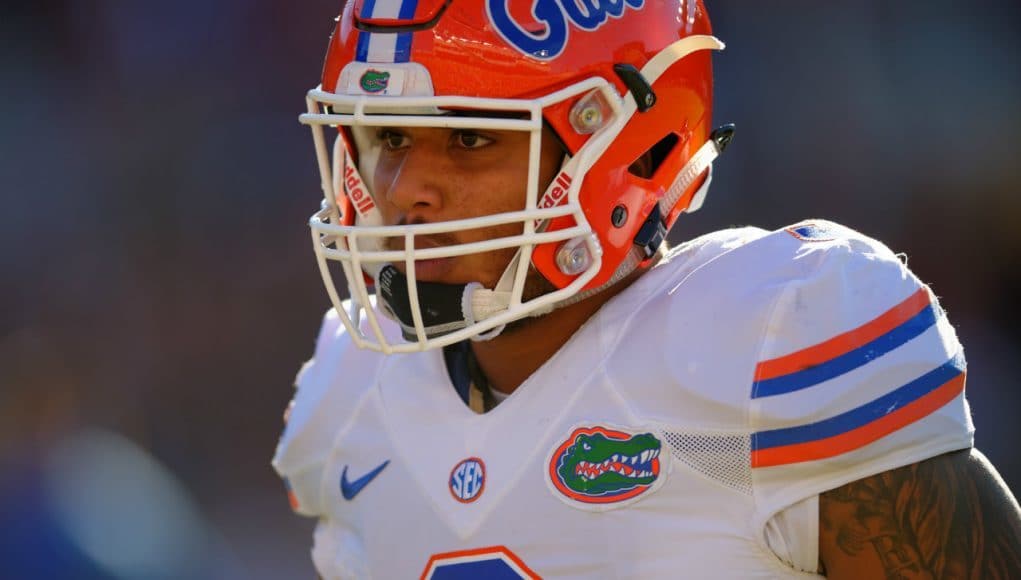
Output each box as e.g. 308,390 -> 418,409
818,448 -> 1021,579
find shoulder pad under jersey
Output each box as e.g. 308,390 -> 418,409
272,307 -> 387,516
600,224 -> 773,427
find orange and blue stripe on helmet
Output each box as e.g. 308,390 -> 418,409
355,0 -> 419,63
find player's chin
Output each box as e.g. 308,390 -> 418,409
389,247 -> 520,288
389,258 -> 485,287
410,258 -> 457,283
386,259 -> 449,284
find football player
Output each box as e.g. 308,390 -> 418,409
274,0 -> 1021,577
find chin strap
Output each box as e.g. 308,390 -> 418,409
376,257 -> 553,342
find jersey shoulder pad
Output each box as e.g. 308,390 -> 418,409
272,308 -> 386,516
599,225 -> 771,426
748,220 -> 973,513
585,224 -> 769,339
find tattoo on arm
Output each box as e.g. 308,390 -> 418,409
819,449 -> 1021,579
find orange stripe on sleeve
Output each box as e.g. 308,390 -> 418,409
752,372 -> 965,468
755,287 -> 931,382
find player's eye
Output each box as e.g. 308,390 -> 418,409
376,129 -> 409,150
452,130 -> 492,150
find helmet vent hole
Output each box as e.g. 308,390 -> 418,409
628,133 -> 679,179
611,205 -> 628,228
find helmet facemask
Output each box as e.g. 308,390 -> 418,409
304,78 -> 625,353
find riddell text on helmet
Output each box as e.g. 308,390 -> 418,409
534,172 -> 573,228
538,172 -> 573,210
344,158 -> 376,216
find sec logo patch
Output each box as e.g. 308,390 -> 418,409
449,457 -> 486,503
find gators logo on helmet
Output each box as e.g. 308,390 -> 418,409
359,69 -> 390,93
547,425 -> 666,507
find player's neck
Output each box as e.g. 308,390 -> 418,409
470,268 -> 645,396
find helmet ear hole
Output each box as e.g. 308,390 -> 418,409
628,133 -> 680,179
628,151 -> 654,179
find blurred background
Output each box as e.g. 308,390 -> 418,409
1,1 -> 1018,578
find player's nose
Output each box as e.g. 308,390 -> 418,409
381,143 -> 444,219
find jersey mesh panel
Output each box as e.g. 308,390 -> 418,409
662,431 -> 753,495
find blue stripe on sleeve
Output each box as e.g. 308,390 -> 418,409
752,354 -> 965,451
752,304 -> 938,398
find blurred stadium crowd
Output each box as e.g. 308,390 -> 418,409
1,1 -> 1018,578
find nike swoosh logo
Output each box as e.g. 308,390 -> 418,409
340,460 -> 390,500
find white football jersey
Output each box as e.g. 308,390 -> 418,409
273,220 -> 973,579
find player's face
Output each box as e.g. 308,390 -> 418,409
369,123 -> 564,289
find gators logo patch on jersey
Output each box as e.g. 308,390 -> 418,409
546,425 -> 668,509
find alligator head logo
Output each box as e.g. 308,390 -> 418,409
547,425 -> 664,505
359,69 -> 391,93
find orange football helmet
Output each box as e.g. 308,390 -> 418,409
302,0 -> 731,352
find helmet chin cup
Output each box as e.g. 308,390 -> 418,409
376,265 -> 473,342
